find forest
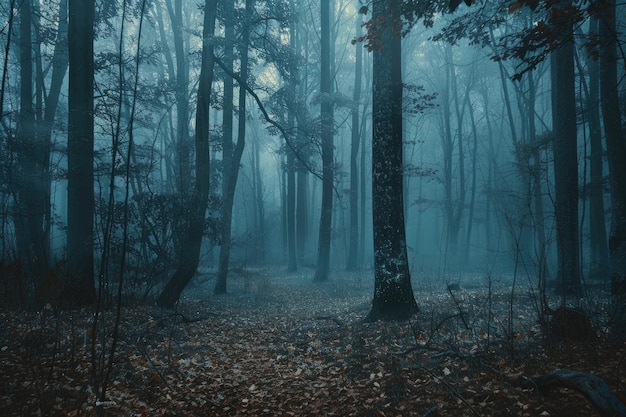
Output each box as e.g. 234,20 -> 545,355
2,0 -> 626,415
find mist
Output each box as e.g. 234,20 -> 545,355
1,0 -> 626,415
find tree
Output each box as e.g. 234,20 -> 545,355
585,18 -> 608,282
16,0 -> 47,290
214,0 -> 237,294
313,0 -> 334,282
64,0 -> 97,305
286,87 -> 298,272
346,7 -> 364,271
14,0 -> 67,305
598,0 -> 626,339
215,0 -> 254,293
366,0 -> 418,321
169,0 -> 193,197
157,0 -> 217,307
550,1 -> 580,297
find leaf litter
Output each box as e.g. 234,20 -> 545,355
0,268 -> 622,416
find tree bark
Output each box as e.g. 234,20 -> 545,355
347,11 -> 363,271
157,0 -> 216,307
599,0 -> 626,340
586,18 -> 609,281
168,0 -> 192,197
215,0 -> 253,293
550,10 -> 581,297
17,0 -> 50,294
366,0 -> 418,321
313,0 -> 333,282
65,0 -> 96,305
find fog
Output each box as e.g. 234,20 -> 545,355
1,0 -> 622,306
3,1 -> 626,415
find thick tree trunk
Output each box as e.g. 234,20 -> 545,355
313,0 -> 333,282
550,15 -> 581,297
157,0 -> 216,307
64,0 -> 96,306
366,0 -> 418,321
599,0 -> 626,340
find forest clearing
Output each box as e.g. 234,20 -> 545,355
1,268 -> 623,417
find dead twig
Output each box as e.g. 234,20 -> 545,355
416,363 -> 482,417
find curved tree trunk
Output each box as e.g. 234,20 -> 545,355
157,0 -> 216,307
214,0 -> 253,294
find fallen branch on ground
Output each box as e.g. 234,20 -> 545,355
527,369 -> 626,417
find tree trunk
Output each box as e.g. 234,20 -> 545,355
286,140 -> 297,271
252,135 -> 265,262
214,0 -> 236,294
527,72 -> 549,286
463,95 -> 479,264
313,0 -> 333,282
35,0 -> 69,304
550,13 -> 581,297
599,0 -> 626,340
346,11 -> 363,271
168,0 -> 192,197
586,18 -> 609,281
366,0 -> 418,321
17,0 -> 50,298
157,0 -> 216,307
296,165 -> 308,263
286,12 -> 298,272
64,0 -> 96,306
215,0 -> 253,293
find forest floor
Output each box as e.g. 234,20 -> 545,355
1,267 -> 624,417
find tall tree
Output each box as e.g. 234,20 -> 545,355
36,0 -> 69,303
214,0 -> 236,294
64,0 -> 96,305
550,2 -> 580,297
366,0 -> 418,321
599,0 -> 626,339
346,6 -> 364,271
16,0 -> 48,288
585,18 -> 608,281
285,2 -> 298,272
157,0 -> 217,307
169,0 -> 192,197
313,0 -> 334,282
215,0 -> 254,293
